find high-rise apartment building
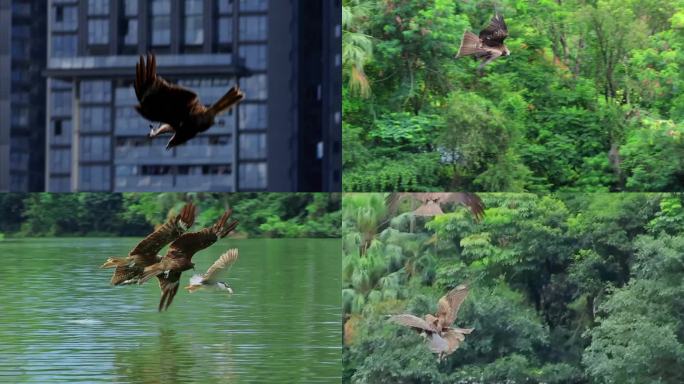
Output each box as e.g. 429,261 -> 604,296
42,0 -> 341,192
0,0 -> 47,192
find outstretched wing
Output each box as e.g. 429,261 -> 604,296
202,248 -> 239,283
134,53 -> 200,126
157,271 -> 182,311
436,284 -> 469,327
129,202 -> 197,259
388,314 -> 438,333
387,193 -> 484,221
386,193 -> 433,216
479,14 -> 508,47
167,209 -> 238,259
435,193 -> 485,222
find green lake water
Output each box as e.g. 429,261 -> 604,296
0,238 -> 341,383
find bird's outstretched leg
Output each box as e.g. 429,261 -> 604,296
149,123 -> 174,138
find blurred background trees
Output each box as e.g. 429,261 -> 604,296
0,193 -> 340,238
343,0 -> 684,192
342,193 -> 684,383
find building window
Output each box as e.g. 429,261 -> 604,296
52,35 -> 78,57
239,133 -> 266,160
184,0 -> 204,45
88,19 -> 109,45
239,163 -> 266,189
53,4 -> 78,31
50,149 -> 71,174
218,0 -> 233,14
241,74 -> 267,101
88,0 -> 110,15
239,16 -> 267,41
50,176 -> 71,192
51,90 -> 72,116
239,104 -> 267,130
81,80 -> 112,103
239,0 -> 267,12
216,0 -> 232,46
121,0 -> 139,46
52,120 -> 72,145
201,165 -> 232,175
80,136 -> 111,162
88,0 -> 110,45
80,165 -> 111,191
239,45 -> 267,70
150,0 -> 171,46
81,107 -> 111,133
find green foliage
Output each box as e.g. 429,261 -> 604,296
343,0 -> 684,191
0,193 -> 340,238
343,193 -> 684,383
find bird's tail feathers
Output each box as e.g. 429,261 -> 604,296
138,264 -> 164,285
456,31 -> 480,58
207,86 -> 245,116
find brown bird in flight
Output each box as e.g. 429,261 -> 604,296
134,53 -> 245,149
101,202 -> 197,285
138,209 -> 239,311
386,193 -> 485,222
185,248 -> 239,293
389,284 -> 474,360
456,14 -> 510,73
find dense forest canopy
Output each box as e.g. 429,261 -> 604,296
342,193 -> 684,383
0,193 -> 341,238
343,0 -> 684,192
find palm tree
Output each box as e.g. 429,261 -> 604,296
342,0 -> 374,97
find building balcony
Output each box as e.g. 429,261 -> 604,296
114,174 -> 233,192
173,175 -> 233,191
114,143 -> 233,165
114,145 -> 174,163
114,175 -> 174,191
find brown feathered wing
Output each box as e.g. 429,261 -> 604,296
436,284 -> 469,328
134,53 -> 205,127
166,209 -> 239,260
107,202 -> 196,285
479,14 -> 508,47
388,314 -> 439,333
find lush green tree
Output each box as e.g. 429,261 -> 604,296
343,0 -> 684,191
343,193 -> 683,383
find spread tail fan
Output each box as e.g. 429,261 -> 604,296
456,31 -> 480,58
207,86 -> 245,116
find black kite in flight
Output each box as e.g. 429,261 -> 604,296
134,53 -> 245,149
456,14 -> 510,72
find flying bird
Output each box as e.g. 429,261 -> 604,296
101,202 -> 197,285
134,53 -> 245,149
456,14 -> 510,72
386,193 -> 485,222
388,284 -> 474,360
185,248 -> 239,293
138,209 -> 239,311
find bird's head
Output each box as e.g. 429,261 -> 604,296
217,281 -> 233,294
